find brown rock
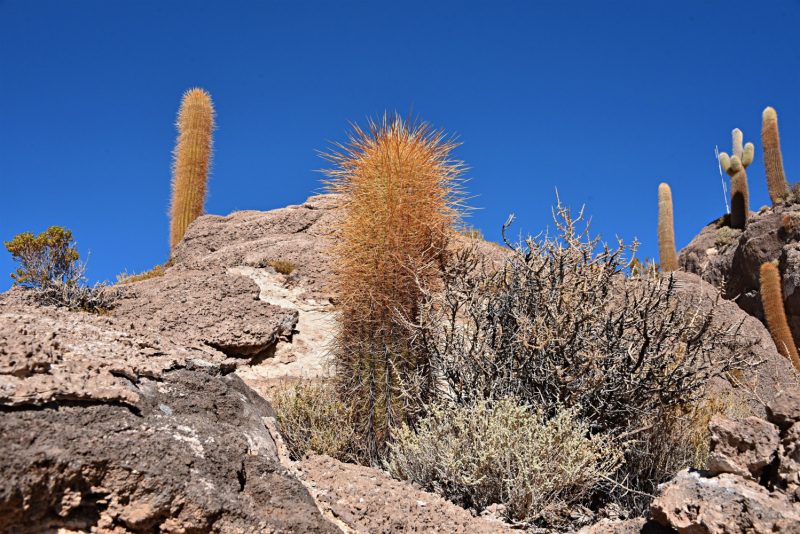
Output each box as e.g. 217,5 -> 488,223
0,300 -> 339,533
577,518 -> 675,534
706,414 -> 780,480
293,453 -> 512,533
668,272 -> 799,416
651,470 -> 800,534
113,265 -> 298,359
679,204 -> 800,370
767,387 -> 800,430
778,422 -> 800,487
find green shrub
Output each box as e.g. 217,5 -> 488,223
387,398 -> 621,527
4,226 -> 81,288
4,227 -> 120,312
715,226 -> 742,247
271,380 -> 361,464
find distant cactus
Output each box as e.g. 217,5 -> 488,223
762,107 -> 789,205
170,88 -> 215,251
658,183 -> 678,271
719,128 -> 754,230
760,262 -> 800,373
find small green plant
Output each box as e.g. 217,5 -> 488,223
271,380 -> 360,464
387,398 -> 621,527
718,128 -> 754,229
4,227 -> 119,312
4,226 -> 81,288
760,205 -> 770,213
715,226 -> 742,248
657,183 -> 678,271
268,260 -> 297,275
462,227 -> 484,240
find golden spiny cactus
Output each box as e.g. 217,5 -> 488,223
320,112 -> 466,461
762,107 -> 789,204
719,128 -> 754,230
170,88 -> 215,251
658,183 -> 678,271
760,262 -> 800,372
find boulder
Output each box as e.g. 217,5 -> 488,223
0,301 -> 339,532
650,387 -> 800,534
706,414 -> 780,480
679,204 -> 800,361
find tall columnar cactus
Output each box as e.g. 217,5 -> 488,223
760,262 -> 800,372
718,128 -> 754,230
170,88 -> 215,252
762,107 -> 789,204
658,183 -> 678,272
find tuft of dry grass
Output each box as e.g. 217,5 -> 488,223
318,112 -> 468,462
271,380 -> 360,464
116,259 -> 173,285
268,260 -> 297,275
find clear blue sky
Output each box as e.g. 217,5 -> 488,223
1,0 -> 798,290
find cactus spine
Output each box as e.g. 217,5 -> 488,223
760,262 -> 800,372
658,183 -> 678,271
170,88 -> 215,252
762,107 -> 789,205
719,128 -> 754,230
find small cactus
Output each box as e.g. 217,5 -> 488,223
760,262 -> 800,373
658,183 -> 678,271
762,107 -> 789,205
719,128 -> 754,230
170,88 -> 215,252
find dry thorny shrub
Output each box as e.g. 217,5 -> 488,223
319,112 -> 467,462
398,199 -> 755,518
387,398 -> 622,528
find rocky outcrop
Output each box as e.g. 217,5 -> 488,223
679,204 -> 800,354
669,272 -> 799,416
650,388 -> 800,534
292,454 -> 513,534
0,299 -> 340,533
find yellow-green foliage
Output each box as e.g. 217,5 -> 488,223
718,129 -> 754,229
117,264 -> 166,285
170,88 -> 215,252
715,226 -> 742,248
762,107 -> 789,205
268,260 -> 297,275
760,262 -> 800,372
657,183 -> 678,271
4,226 -> 81,287
386,398 -> 620,526
271,380 -> 360,464
320,112 -> 466,461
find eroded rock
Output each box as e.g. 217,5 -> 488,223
706,414 -> 780,480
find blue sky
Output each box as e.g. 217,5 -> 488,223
1,0 -> 798,290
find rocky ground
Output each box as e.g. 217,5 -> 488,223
2,194 -> 800,533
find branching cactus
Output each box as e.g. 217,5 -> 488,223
763,107 -> 789,204
170,88 -> 215,251
760,262 -> 800,372
719,128 -> 754,230
658,183 -> 678,271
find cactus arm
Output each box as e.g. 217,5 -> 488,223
732,128 -> 744,160
719,152 -> 732,176
742,142 -> 754,168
